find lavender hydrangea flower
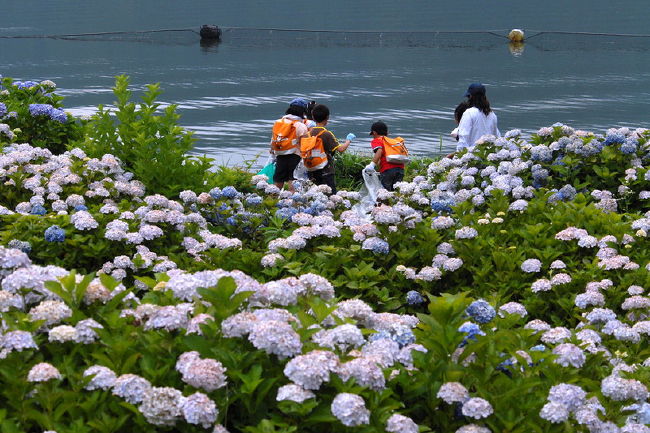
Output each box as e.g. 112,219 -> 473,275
112,374 -> 152,404
461,397 -> 493,419
386,414 -> 419,433
521,258 -> 542,273
362,237 -> 390,254
83,365 -> 117,390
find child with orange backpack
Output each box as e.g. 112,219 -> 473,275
270,98 -> 310,191
364,121 -> 409,191
299,104 -> 355,194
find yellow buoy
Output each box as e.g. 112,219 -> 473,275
508,28 -> 525,42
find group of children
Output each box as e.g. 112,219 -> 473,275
268,83 -> 499,194
269,98 -> 405,194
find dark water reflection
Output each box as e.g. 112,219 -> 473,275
1,1 -> 650,166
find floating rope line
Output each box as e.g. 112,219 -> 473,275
1,27 -> 649,43
0,28 -> 198,39
221,27 -> 512,39
524,30 -> 650,40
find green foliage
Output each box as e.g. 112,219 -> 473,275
211,161 -> 256,193
80,75 -> 215,197
334,151 -> 367,191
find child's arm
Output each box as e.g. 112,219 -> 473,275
334,139 -> 351,152
372,146 -> 383,164
364,147 -> 382,173
332,132 -> 354,152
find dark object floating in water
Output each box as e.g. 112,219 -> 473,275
200,25 -> 222,40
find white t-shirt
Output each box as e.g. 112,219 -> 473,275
456,107 -> 500,151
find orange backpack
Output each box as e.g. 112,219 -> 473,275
271,118 -> 299,155
300,129 -> 329,171
382,136 -> 410,163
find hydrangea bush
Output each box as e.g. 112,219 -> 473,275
0,77 -> 85,153
1,78 -> 650,432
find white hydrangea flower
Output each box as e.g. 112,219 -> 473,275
461,397 -> 493,419
331,393 -> 370,427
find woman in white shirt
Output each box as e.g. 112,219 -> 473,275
456,83 -> 500,151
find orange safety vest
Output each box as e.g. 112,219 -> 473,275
300,129 -> 329,171
382,136 -> 410,163
271,118 -> 300,155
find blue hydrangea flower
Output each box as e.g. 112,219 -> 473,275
7,239 -> 31,253
392,326 -> 416,347
458,321 -> 485,346
530,344 -> 546,352
635,402 -> 650,424
368,326 -> 415,348
530,145 -> 553,162
49,108 -> 68,124
209,187 -> 222,199
430,198 -> 455,213
557,137 -> 572,150
531,168 -> 549,182
44,225 -> 65,242
620,138 -> 638,155
556,184 -> 576,201
406,290 -> 425,305
15,80 -> 39,89
361,237 -> 390,254
245,195 -> 263,206
29,205 -> 47,216
496,357 -> 515,375
29,103 -> 54,117
551,155 -> 566,166
275,207 -> 299,220
465,299 -> 496,324
290,192 -> 306,202
604,132 -> 625,146
369,330 -> 392,342
74,204 -> 88,212
225,217 -> 237,225
0,102 -> 7,118
221,186 -> 239,199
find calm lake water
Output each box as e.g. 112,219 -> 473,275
1,0 -> 650,166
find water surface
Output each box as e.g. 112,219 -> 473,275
1,1 -> 649,165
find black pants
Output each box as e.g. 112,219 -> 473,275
379,167 -> 404,191
273,154 -> 301,183
308,169 -> 337,194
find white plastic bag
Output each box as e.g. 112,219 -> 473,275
293,159 -> 309,181
352,170 -> 383,219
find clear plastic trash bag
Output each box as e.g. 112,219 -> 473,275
352,170 -> 382,219
293,159 -> 309,181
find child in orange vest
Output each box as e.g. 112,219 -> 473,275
270,98 -> 310,191
364,121 -> 405,191
303,104 -> 354,194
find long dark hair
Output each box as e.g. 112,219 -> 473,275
468,93 -> 492,115
454,101 -> 470,123
285,104 -> 306,118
